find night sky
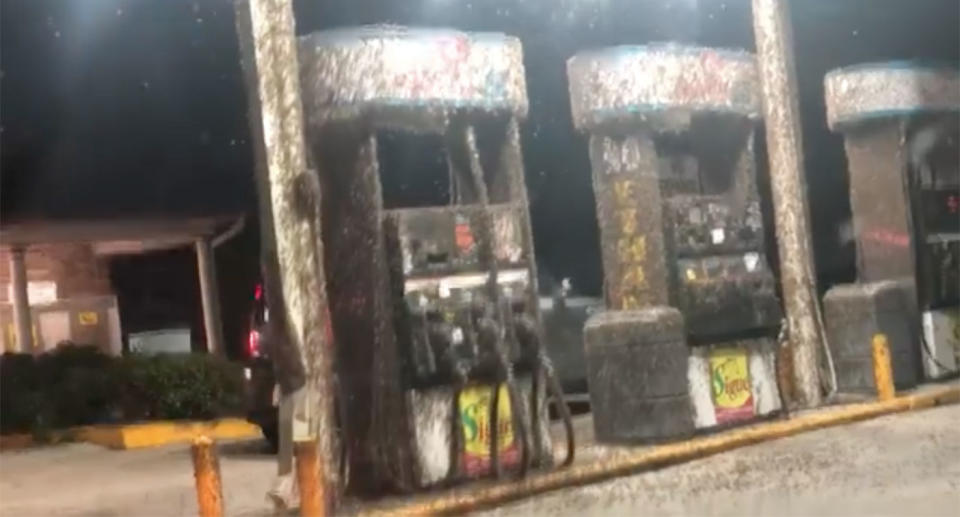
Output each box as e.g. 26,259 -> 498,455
2,0 -> 958,353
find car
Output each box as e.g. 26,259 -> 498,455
241,279 -> 602,452
541,291 -> 604,396
241,282 -> 281,451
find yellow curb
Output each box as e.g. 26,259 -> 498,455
0,434 -> 34,450
0,428 -> 85,451
78,418 -> 262,449
363,384 -> 960,516
1,418 -> 261,451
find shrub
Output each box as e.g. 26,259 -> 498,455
0,345 -> 245,435
0,352 -> 45,434
38,346 -> 122,429
120,353 -> 245,420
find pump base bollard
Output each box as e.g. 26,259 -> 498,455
824,280 -> 920,395
295,440 -> 327,517
191,435 -> 224,517
584,307 -> 694,442
872,333 -> 896,401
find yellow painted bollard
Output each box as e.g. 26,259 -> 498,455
295,440 -> 326,517
191,435 -> 224,517
872,333 -> 895,401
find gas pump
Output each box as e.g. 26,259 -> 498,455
823,63 -> 959,389
297,26 -> 573,493
568,44 -> 783,441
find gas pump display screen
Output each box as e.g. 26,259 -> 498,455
917,190 -> 960,308
920,190 -> 960,235
377,130 -> 451,209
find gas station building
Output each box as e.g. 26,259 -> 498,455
0,216 -> 242,356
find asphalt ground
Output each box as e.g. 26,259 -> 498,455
1,399 -> 957,516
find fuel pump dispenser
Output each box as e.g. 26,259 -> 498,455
568,44 -> 783,441
297,26 -> 573,493
823,63 -> 960,390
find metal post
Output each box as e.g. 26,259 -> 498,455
191,435 -> 225,517
233,0 -> 337,513
871,333 -> 896,401
295,440 -> 324,517
751,0 -> 823,408
233,0 -> 296,490
195,238 -> 225,355
9,247 -> 33,353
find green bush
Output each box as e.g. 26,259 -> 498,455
1,345 -> 245,435
38,346 -> 122,430
0,352 -> 45,434
120,353 -> 244,420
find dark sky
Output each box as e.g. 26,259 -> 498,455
2,0 -> 959,296
1,0 -> 252,219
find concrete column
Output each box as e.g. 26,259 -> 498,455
9,247 -> 33,353
195,238 -> 224,355
844,124 -> 916,283
588,134 -> 670,310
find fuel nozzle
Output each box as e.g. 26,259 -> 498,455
427,319 -> 470,383
512,312 -> 539,362
511,306 -> 576,468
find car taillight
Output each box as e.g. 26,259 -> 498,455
248,329 -> 262,358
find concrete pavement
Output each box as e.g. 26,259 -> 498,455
0,438 -> 274,516
0,403 -> 957,516
479,403 -> 960,517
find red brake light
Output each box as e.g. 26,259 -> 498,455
254,283 -> 263,301
248,329 -> 262,357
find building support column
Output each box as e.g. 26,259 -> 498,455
9,247 -> 33,353
196,238 -> 225,355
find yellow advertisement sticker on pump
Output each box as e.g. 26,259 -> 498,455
709,347 -> 755,424
458,383 -> 519,476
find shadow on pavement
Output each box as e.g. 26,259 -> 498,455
218,438 -> 273,458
